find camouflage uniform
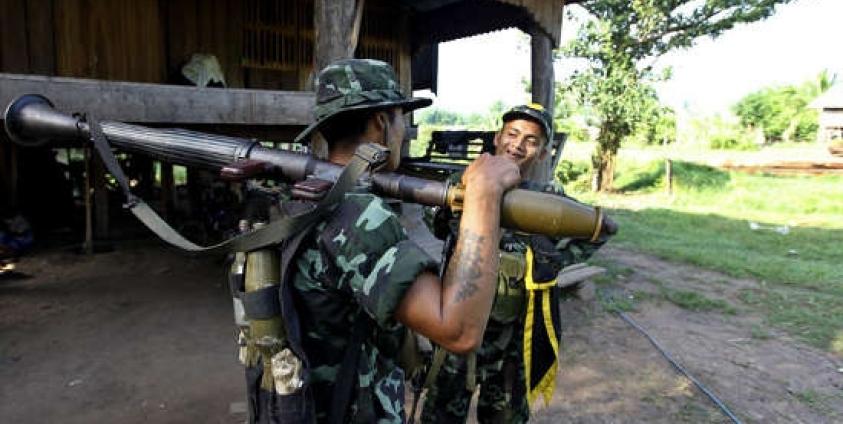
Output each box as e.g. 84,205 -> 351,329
241,59 -> 435,423
293,192 -> 437,422
421,180 -> 607,424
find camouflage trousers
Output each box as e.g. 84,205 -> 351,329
420,321 -> 529,424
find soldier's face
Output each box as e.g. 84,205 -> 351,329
494,119 -> 546,173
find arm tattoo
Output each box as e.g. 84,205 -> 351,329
446,229 -> 487,302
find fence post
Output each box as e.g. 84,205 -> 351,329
665,158 -> 673,195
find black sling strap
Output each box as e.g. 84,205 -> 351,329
84,115 -> 387,255
327,313 -> 371,424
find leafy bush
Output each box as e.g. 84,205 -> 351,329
626,105 -> 677,146
686,114 -> 759,150
555,160 -> 590,184
708,129 -> 758,150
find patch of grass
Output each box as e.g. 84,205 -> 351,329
793,390 -> 820,407
597,288 -> 638,313
601,294 -> 636,313
588,257 -> 634,279
791,389 -> 843,417
606,209 -> 843,291
832,332 -> 843,356
570,168 -> 843,354
738,287 -> 843,351
749,324 -> 772,340
660,288 -> 737,315
673,402 -> 722,423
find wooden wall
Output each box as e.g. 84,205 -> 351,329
0,0 -> 55,74
240,0 -> 411,91
54,0 -> 166,82
0,0 -> 248,86
0,0 -> 414,214
0,0 -> 412,93
162,0 -> 245,88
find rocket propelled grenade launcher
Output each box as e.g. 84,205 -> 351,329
3,94 -> 614,241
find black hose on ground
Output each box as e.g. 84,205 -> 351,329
601,290 -> 744,424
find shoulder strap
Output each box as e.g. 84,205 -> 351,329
85,116 -> 386,255
327,313 -> 371,424
277,220 -> 372,424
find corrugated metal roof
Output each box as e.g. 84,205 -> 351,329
809,84 -> 843,109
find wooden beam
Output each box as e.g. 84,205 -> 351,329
93,156 -> 109,239
530,32 -> 554,111
0,135 -> 18,208
83,147 -> 93,254
525,29 -> 556,183
314,0 -> 363,72
160,162 -> 174,220
0,73 -> 314,125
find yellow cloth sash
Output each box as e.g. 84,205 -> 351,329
522,246 -> 560,406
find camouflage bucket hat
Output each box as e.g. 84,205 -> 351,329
294,59 -> 432,143
502,103 -> 554,148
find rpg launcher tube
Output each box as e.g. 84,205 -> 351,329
3,94 -> 611,240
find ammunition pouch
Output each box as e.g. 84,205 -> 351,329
490,251 -> 527,323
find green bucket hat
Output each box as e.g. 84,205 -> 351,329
501,103 -> 554,149
294,59 -> 432,143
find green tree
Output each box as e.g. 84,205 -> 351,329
563,0 -> 793,191
733,71 -> 835,143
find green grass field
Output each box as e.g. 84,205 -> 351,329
563,144 -> 843,354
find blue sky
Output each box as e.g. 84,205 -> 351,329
421,0 -> 843,116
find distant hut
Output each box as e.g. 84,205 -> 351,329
809,83 -> 843,144
0,0 -> 567,245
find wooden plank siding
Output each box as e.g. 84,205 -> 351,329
54,0 -> 166,82
163,0 -> 245,88
0,0 -> 31,73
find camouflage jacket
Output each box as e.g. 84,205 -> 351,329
291,192 -> 437,423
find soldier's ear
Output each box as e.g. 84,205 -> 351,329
373,111 -> 390,132
493,131 -> 503,151
539,141 -> 549,159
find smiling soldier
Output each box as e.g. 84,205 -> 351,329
420,104 -> 615,423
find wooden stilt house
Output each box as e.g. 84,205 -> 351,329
0,0 -> 566,245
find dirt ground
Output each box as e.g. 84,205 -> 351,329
2,238 -> 841,423
531,246 -> 843,424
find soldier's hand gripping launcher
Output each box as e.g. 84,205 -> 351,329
4,94 -> 616,240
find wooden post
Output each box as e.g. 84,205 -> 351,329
525,28 -> 556,184
93,156 -> 109,239
311,0 -> 364,153
0,142 -> 6,207
84,148 -> 93,254
398,8 -> 413,161
161,162 -> 174,219
665,159 -> 673,195
0,140 -> 20,209
313,0 -> 365,72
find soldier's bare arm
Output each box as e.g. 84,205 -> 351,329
395,154 -> 520,354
